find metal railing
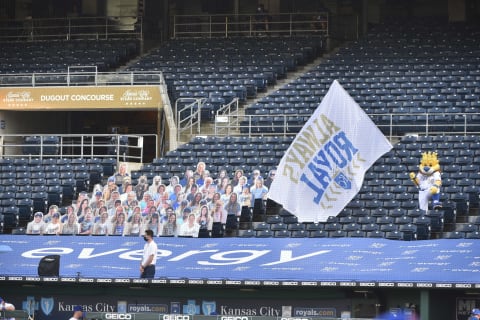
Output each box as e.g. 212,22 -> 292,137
214,98 -> 240,136
372,112 -> 480,139
0,134 -> 157,163
0,69 -> 174,161
214,112 -> 480,140
173,12 -> 329,38
83,313 -> 376,320
0,70 -> 165,87
175,98 -> 205,142
0,16 -> 142,41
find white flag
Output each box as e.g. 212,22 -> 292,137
268,80 -> 393,222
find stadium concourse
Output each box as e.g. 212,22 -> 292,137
1,8 -> 480,320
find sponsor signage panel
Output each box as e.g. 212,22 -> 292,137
6,295 -> 350,320
1,236 -> 480,287
0,86 -> 162,110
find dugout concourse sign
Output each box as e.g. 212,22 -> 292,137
0,86 -> 162,110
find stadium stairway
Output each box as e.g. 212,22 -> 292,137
194,51 -> 333,140
239,21 -> 480,136
122,36 -> 327,143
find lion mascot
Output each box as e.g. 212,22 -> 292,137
409,151 -> 442,211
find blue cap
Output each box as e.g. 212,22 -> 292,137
73,305 -> 83,312
472,309 -> 480,315
0,297 -> 3,303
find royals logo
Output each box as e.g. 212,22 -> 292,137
334,172 -> 351,190
40,297 -> 54,315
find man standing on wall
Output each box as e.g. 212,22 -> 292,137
140,229 -> 158,279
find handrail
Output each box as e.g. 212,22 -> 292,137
214,98 -> 239,136
0,70 -> 166,88
0,16 -> 142,41
67,66 -> 98,86
0,134 -> 158,163
173,12 -> 329,38
214,112 -> 480,140
0,310 -> 29,320
175,98 -> 205,142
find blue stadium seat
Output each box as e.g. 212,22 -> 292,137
306,223 -> 323,232
308,229 -> 327,238
384,230 -> 402,240
443,231 -> 465,239
367,230 -> 384,238
274,230 -> 290,238
256,229 -> 273,238
290,230 -> 308,238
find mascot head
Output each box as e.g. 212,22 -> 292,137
419,151 -> 440,176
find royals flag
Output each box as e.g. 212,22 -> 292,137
268,80 -> 393,222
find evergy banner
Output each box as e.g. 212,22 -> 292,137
1,235 -> 480,285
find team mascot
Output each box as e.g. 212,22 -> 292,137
409,151 -> 442,211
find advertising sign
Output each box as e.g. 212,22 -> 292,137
0,86 -> 162,110
1,236 -> 480,286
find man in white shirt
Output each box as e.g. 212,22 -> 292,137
140,229 -> 158,279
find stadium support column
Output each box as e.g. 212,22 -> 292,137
362,0 -> 368,36
233,0 -> 239,34
157,100 -> 162,159
419,290 -> 429,320
448,0 -> 466,21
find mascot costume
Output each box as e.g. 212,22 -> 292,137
409,151 -> 442,211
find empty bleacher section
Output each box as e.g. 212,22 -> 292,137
0,156 -> 119,232
125,37 -> 324,120
240,21 -> 480,137
133,135 -> 292,185
0,40 -> 139,77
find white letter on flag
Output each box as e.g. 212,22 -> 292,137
268,80 -> 393,222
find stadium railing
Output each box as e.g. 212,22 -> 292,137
0,310 -> 29,320
216,112 -> 480,140
0,16 -> 142,41
0,70 -> 165,87
0,133 -> 157,163
84,313 -> 373,320
172,12 -> 329,38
